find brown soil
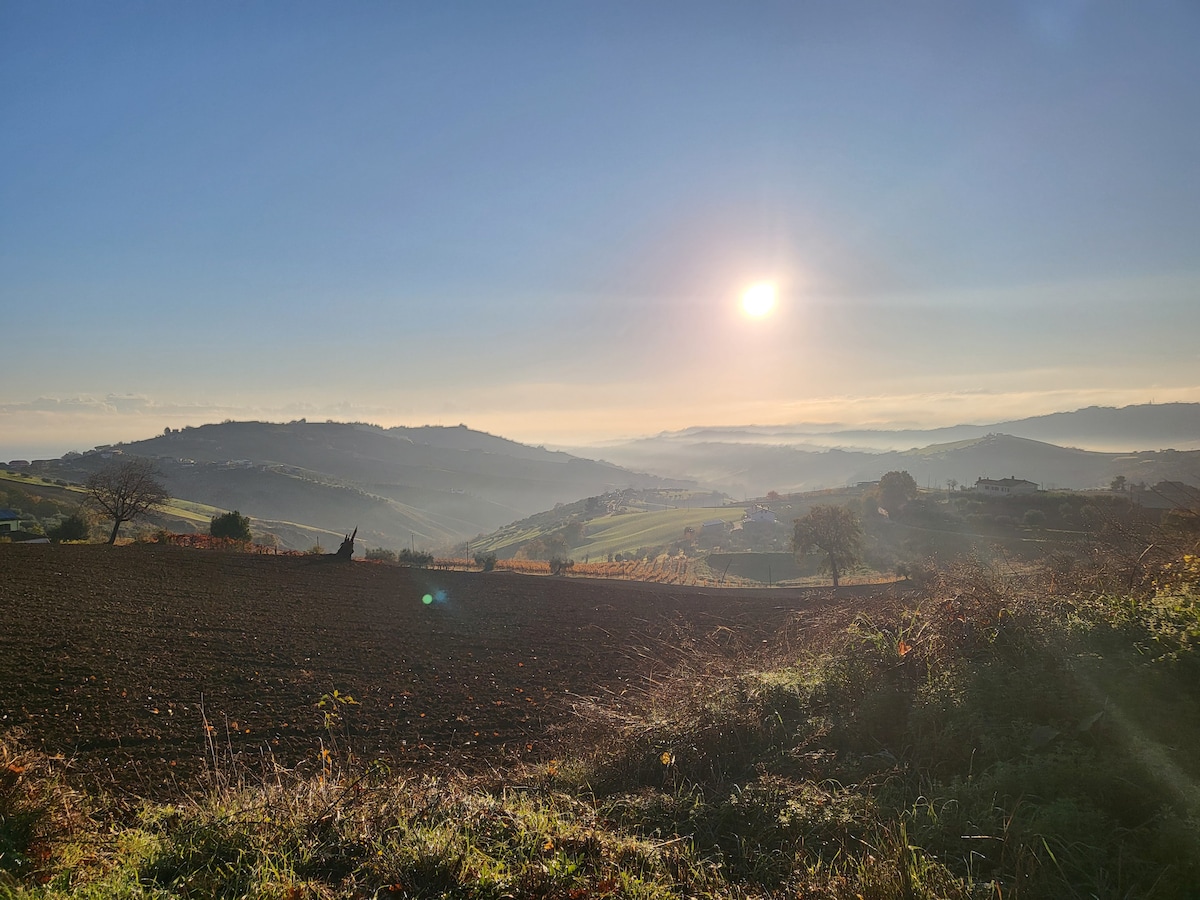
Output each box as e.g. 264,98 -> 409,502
0,543 -> 904,796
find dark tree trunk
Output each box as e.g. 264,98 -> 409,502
334,527 -> 357,560
107,519 -> 123,545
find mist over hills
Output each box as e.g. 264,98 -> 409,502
41,421 -> 685,551
561,404 -> 1200,498
580,402 -> 1200,455
572,433 -> 1198,500
20,403 -> 1199,551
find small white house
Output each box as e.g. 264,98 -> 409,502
0,508 -> 21,533
975,477 -> 1038,496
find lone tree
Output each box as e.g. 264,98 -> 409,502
793,504 -> 863,588
85,458 -> 169,544
210,509 -> 252,542
878,470 -> 919,515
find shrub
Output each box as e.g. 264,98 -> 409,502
895,558 -> 937,589
47,513 -> 89,543
210,510 -> 252,542
365,547 -> 397,562
474,551 -> 497,571
397,548 -> 434,567
549,556 -> 574,576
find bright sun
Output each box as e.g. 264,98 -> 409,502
741,282 -> 776,318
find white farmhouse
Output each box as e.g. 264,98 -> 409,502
0,508 -> 21,533
974,477 -> 1038,496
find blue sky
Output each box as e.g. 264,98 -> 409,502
2,1 -> 1198,459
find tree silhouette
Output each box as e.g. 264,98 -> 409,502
793,504 -> 862,588
210,509 -> 252,542
85,458 -> 169,544
878,470 -> 919,514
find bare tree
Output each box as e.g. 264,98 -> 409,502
793,504 -> 863,588
85,458 -> 170,544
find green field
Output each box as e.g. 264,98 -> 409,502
570,507 -> 745,560
469,505 -> 748,560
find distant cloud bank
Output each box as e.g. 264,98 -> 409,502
3,385 -> 1197,462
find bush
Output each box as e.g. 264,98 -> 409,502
549,556 -> 574,576
895,558 -> 937,589
47,513 -> 89,543
210,510 -> 252,542
397,548 -> 434,567
365,547 -> 397,562
474,551 -> 497,571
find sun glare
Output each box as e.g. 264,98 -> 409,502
741,283 -> 776,318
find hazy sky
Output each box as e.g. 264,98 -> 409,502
3,1 -> 1198,459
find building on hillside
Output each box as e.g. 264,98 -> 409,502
743,506 -> 778,525
0,508 -> 21,533
974,477 -> 1039,496
702,519 -> 728,532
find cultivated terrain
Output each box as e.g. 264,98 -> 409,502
2,524 -> 1199,898
0,543 -> 872,794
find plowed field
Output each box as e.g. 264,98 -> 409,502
1,543 -> 900,795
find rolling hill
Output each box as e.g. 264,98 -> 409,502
32,421 -> 687,552
18,406 -> 1199,554
570,431 -> 1200,498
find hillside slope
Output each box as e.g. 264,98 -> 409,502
40,421 -> 685,551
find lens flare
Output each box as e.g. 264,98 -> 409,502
421,593 -> 433,605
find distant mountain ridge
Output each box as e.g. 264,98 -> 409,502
28,403 -> 1200,551
572,431 -> 1200,499
612,403 -> 1200,453
833,403 -> 1200,452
